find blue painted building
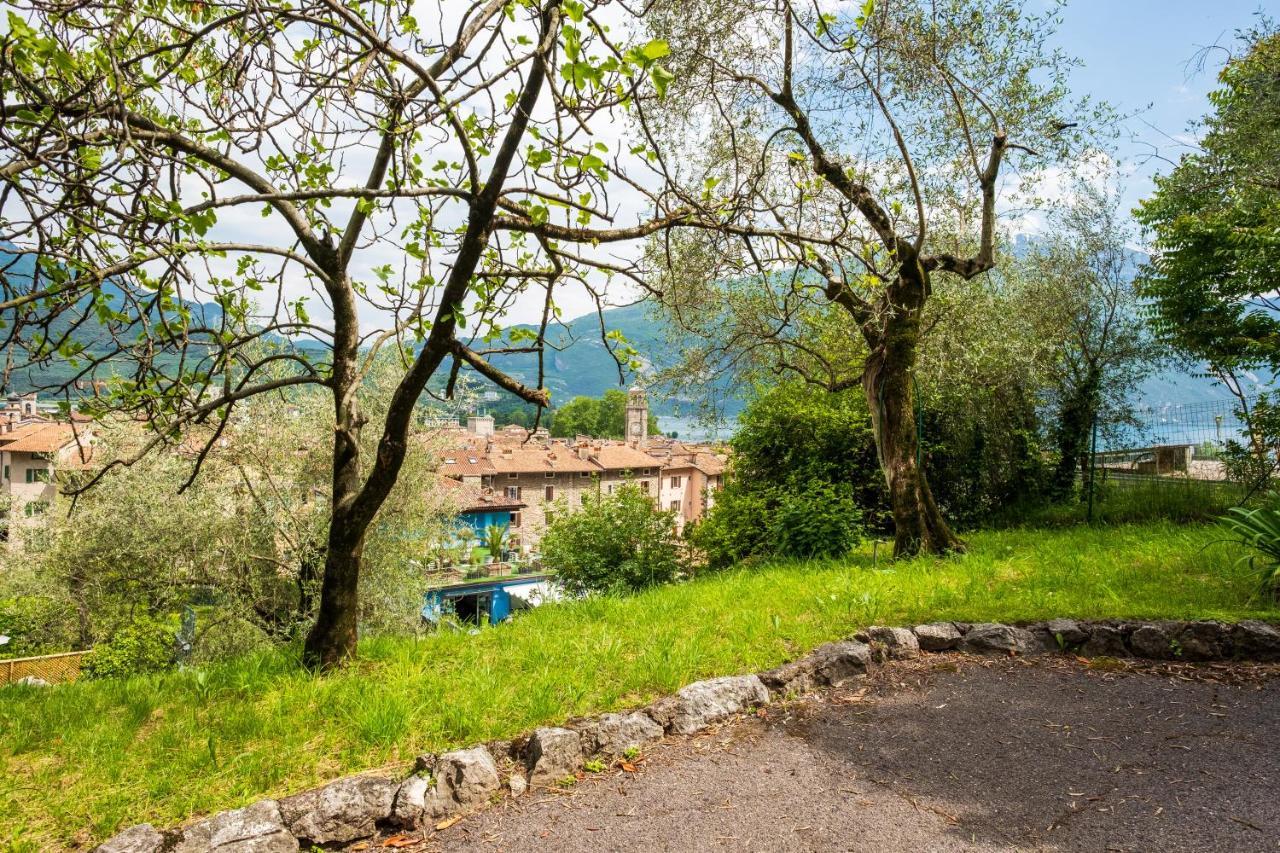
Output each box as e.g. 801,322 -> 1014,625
422,574 -> 555,626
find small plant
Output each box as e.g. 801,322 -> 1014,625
484,524 -> 509,560
622,745 -> 641,761
583,757 -> 606,773
556,775 -> 578,788
1219,504 -> 1280,600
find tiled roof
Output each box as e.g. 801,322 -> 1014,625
439,452 -> 496,477
588,444 -> 663,472
0,423 -> 87,454
441,477 -> 526,512
489,445 -> 600,474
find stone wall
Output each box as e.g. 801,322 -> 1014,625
94,618 -> 1280,852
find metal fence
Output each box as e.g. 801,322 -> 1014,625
0,650 -> 88,686
1081,395 -> 1263,520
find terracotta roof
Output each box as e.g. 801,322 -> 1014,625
0,423 -> 88,454
489,444 -> 600,474
439,451 -> 496,477
588,444 -> 664,472
692,453 -> 727,476
440,477 -> 526,512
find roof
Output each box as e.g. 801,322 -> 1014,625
0,423 -> 88,455
692,453 -> 728,476
588,444 -> 664,472
441,477 -> 526,513
489,445 -> 600,474
439,452 -> 497,477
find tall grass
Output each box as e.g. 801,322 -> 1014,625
0,522 -> 1274,850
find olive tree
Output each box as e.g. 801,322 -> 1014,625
644,0 -> 1097,555
0,0 -> 691,666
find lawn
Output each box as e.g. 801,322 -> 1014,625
2,522 -> 1277,850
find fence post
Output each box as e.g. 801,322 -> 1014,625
1086,414 -> 1099,524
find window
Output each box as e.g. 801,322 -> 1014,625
510,511 -> 521,528
504,486 -> 521,500
670,475 -> 682,488
2,464 -> 7,481
640,480 -> 650,494
508,472 -> 518,479
25,467 -> 49,484
544,471 -> 555,479
544,485 -> 554,501
670,500 -> 682,513
579,471 -> 591,478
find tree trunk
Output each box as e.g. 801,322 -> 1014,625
1051,377 -> 1098,500
861,272 -> 964,558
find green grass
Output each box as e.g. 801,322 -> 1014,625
999,477 -> 1245,528
2,521 -> 1277,850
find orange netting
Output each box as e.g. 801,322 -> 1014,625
0,651 -> 87,685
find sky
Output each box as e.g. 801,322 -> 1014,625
1044,0 -> 1275,218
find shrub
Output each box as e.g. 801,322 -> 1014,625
81,618 -> 175,680
1219,503 -> 1280,600
541,484 -> 684,595
691,481 -> 862,570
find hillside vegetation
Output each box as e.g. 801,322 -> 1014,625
2,522 -> 1275,850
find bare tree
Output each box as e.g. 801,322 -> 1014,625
643,0 -> 1098,555
0,0 -> 689,666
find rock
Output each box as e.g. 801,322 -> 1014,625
508,774 -> 527,797
960,623 -> 1036,656
390,775 -> 429,827
757,657 -> 817,695
428,746 -> 501,817
647,675 -> 770,736
15,675 -> 50,688
1176,621 -> 1229,661
412,753 -> 437,775
486,740 -> 515,762
913,623 -> 962,652
579,712 -> 664,757
278,775 -> 395,845
1128,622 -> 1180,660
94,823 -> 166,853
1081,624 -> 1127,657
173,800 -> 298,853
526,727 -> 584,787
810,641 -> 873,685
1045,618 -> 1090,647
859,626 -> 920,661
1232,620 -> 1280,661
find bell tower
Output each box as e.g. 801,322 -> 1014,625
625,384 -> 648,444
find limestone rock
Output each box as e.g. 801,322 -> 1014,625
173,800 -> 298,853
1045,618 -> 1090,647
757,657 -> 817,695
1081,624 -> 1127,657
278,775 -> 395,845
390,775 -> 429,827
427,746 -> 501,817
810,641 -> 873,686
508,774 -> 528,797
1232,620 -> 1280,661
913,623 -> 962,652
960,623 -> 1036,656
579,712 -> 664,757
526,727 -> 584,786
859,626 -> 920,661
94,824 -> 166,853
647,675 -> 770,736
1128,622 -> 1180,660
1176,621 -> 1229,661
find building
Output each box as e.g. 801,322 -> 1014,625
434,387 -> 727,550
0,406 -> 95,548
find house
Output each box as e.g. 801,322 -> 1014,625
0,414 -> 94,548
441,477 -> 527,551
650,444 -> 728,532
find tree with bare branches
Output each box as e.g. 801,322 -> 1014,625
0,0 -> 689,666
643,0 -> 1100,555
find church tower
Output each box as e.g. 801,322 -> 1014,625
625,384 -> 648,444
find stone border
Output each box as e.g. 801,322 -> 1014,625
95,619 -> 1280,852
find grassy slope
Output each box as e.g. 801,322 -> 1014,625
3,522 -> 1277,849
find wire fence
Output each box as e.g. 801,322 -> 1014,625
1081,395 -> 1269,521
0,650 -> 88,686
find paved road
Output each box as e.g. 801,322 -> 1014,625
423,656 -> 1279,852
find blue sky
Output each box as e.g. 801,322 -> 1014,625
1046,0 -> 1277,214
